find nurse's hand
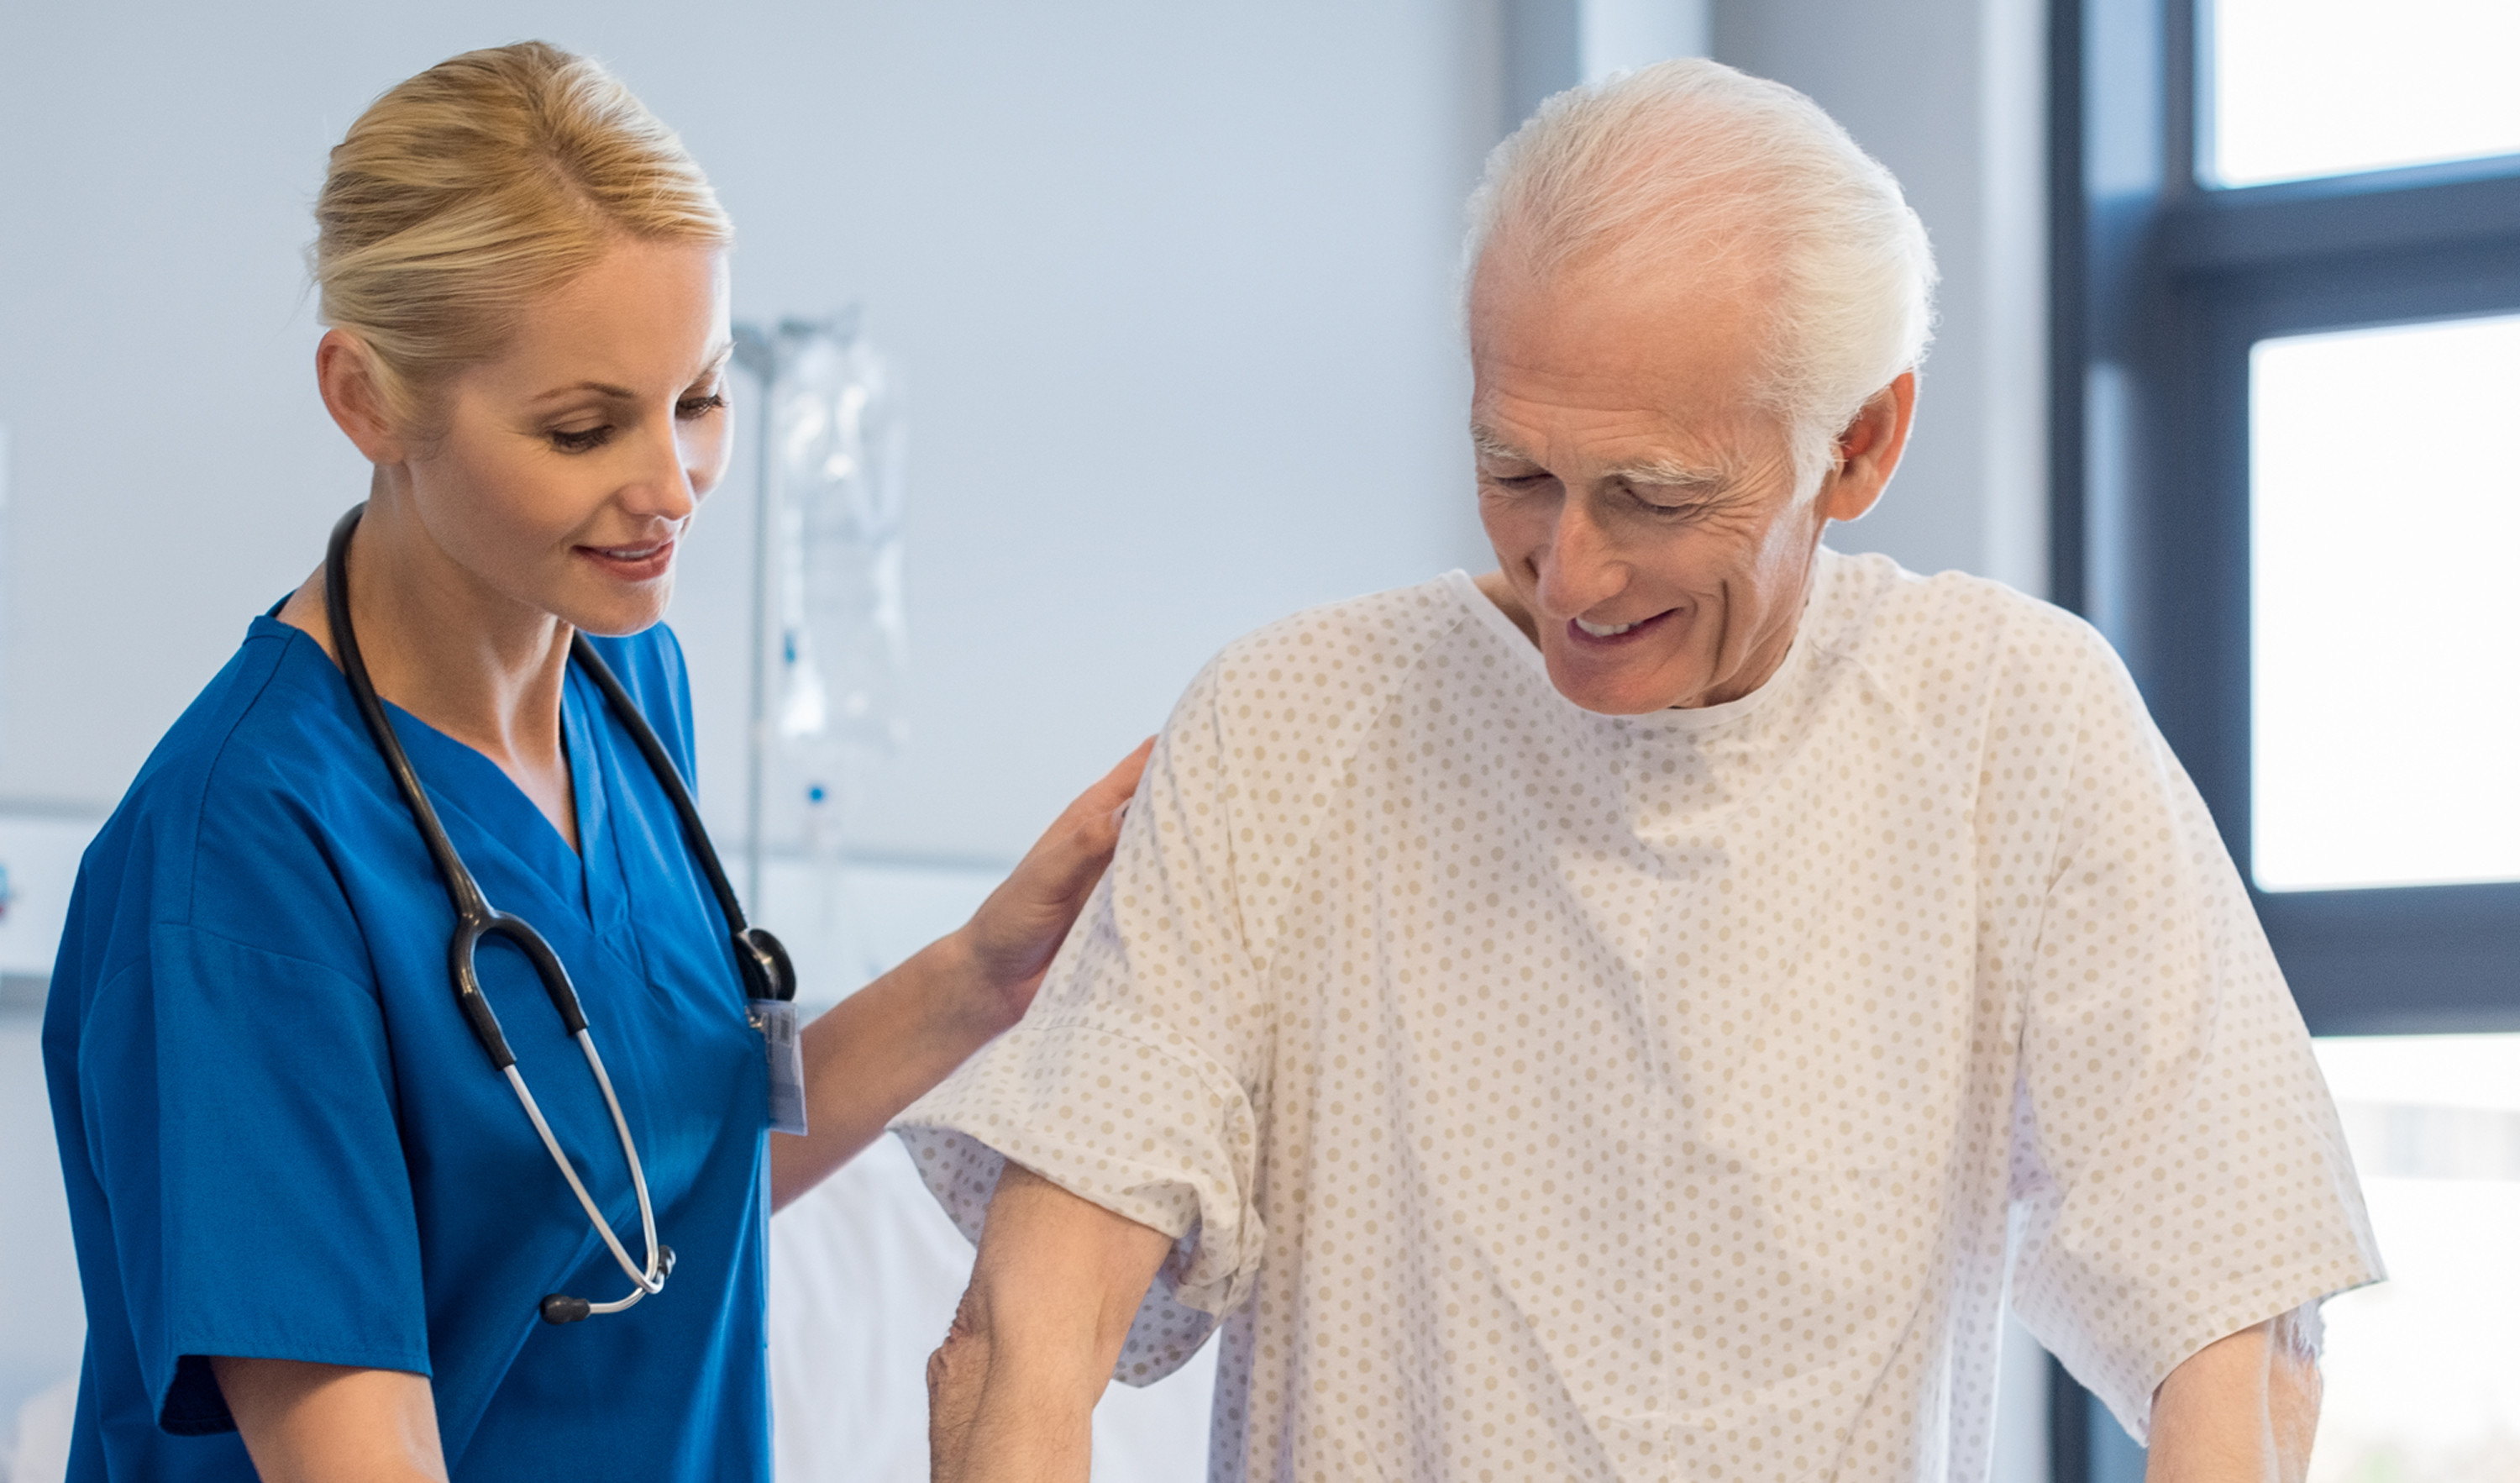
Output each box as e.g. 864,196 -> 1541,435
951,736 -> 1155,1031
769,739 -> 1153,1210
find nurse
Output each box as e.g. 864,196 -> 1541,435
42,40 -> 1139,1482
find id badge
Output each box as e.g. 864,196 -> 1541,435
748,997 -> 808,1135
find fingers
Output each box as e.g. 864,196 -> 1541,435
1082,737 -> 1155,818
1051,737 -> 1155,862
960,739 -> 1160,999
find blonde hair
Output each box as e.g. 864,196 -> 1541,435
312,41 -> 732,422
1467,59 -> 1936,497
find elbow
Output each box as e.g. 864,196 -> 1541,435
927,1289 -> 992,1480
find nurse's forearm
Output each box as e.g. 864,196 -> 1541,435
212,1358 -> 447,1483
768,930 -> 1009,1209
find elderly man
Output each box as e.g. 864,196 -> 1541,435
900,60 -> 2379,1481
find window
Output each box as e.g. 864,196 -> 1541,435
2249,315 -> 2520,894
2050,2 -> 2520,1479
2206,0 -> 2520,187
2310,1033 -> 2520,1481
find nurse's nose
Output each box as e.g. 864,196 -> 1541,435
625,412 -> 699,525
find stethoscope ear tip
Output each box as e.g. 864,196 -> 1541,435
539,1293 -> 595,1325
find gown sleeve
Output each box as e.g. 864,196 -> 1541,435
892,658 -> 1273,1386
2003,619 -> 2383,1444
66,777 -> 431,1434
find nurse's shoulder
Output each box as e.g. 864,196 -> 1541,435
57,613 -> 404,999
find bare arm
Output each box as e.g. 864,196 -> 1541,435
769,740 -> 1151,1209
2145,1310 -> 2323,1483
211,1358 -> 446,1483
927,1163 -> 1175,1483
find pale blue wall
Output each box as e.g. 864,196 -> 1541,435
0,0 -> 1500,865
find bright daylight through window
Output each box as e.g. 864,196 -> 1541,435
2309,1034 -> 2520,1482
2208,0 -> 2520,187
2249,314 -> 2520,892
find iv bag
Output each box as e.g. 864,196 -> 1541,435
760,313 -> 908,760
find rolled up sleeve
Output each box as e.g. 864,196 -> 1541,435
2005,626 -> 2383,1443
895,662 -> 1274,1384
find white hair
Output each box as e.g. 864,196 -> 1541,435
1466,59 -> 1938,496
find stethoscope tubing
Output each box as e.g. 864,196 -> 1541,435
323,505 -> 685,1317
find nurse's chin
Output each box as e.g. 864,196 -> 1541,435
554,590 -> 675,640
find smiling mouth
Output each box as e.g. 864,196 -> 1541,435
576,539 -> 678,578
1567,609 -> 1673,644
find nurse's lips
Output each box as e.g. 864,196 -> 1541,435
577,539 -> 676,581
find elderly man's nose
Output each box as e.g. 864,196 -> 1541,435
1535,497 -> 1625,613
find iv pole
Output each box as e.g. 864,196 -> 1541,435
727,310 -> 894,921
732,323 -> 776,913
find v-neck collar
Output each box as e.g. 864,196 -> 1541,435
562,662 -> 637,947
260,615 -> 641,959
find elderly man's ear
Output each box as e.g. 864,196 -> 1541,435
1818,371 -> 1919,524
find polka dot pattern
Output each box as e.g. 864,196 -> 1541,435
896,550 -> 2381,1480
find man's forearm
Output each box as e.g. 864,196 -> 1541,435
928,1292 -> 1099,1483
929,1164 -> 1175,1483
2145,1310 -> 2323,1483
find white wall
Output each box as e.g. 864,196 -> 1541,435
0,0 -> 1499,865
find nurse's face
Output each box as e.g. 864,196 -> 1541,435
392,239 -> 732,639
1467,248 -> 1911,714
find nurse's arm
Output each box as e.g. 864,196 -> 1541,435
211,1357 -> 446,1483
768,739 -> 1152,1209
927,1163 -> 1173,1483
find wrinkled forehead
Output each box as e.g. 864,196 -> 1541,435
1467,245 -> 1783,452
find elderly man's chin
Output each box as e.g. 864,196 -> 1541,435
1539,622 -> 1718,714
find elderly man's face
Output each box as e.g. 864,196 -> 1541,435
1468,253 -> 1908,714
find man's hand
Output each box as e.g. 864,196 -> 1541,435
927,1163 -> 1174,1482
2145,1309 -> 2323,1482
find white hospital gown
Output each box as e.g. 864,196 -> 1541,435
896,550 -> 2381,1482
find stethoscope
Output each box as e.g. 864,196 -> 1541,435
323,504 -> 795,1326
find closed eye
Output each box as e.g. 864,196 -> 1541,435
677,392 -> 727,420
1634,492 -> 1714,518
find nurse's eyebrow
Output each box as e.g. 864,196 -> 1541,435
528,344 -> 737,404
532,380 -> 638,403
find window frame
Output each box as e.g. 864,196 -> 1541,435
2048,2 -> 2520,1477
2052,0 -> 2520,1038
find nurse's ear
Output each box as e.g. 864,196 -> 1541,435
315,329 -> 413,466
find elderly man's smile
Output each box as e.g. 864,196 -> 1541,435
1567,608 -> 1671,643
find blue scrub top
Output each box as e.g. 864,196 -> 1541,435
43,613 -> 772,1481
